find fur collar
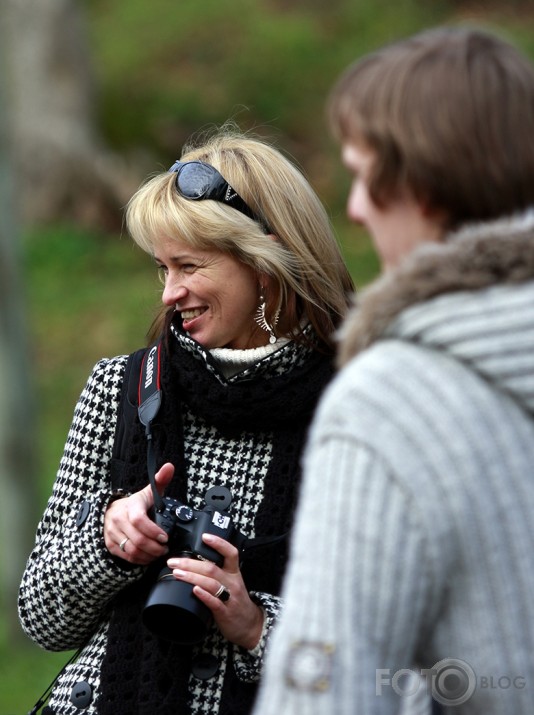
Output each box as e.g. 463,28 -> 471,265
338,211 -> 534,366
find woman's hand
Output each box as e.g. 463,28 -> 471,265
167,533 -> 264,650
104,462 -> 174,565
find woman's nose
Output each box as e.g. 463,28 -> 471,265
162,278 -> 188,307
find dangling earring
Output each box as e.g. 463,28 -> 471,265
254,287 -> 279,344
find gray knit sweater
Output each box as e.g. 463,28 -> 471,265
253,212 -> 534,715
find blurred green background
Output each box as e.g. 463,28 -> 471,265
2,0 -> 534,711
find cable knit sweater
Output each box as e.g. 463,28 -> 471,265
19,325 -> 333,715
253,212 -> 534,715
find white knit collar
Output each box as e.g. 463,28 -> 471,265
210,337 -> 291,378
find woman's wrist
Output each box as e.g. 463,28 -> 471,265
237,603 -> 265,651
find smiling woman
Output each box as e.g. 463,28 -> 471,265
154,237 -> 262,350
18,125 -> 354,715
126,128 -> 354,350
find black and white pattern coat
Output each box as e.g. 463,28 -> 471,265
19,331 -> 331,715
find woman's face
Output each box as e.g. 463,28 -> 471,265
154,235 -> 266,350
342,142 -> 445,271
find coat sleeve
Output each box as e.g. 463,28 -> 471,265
18,356 -> 145,652
252,373 -> 439,715
232,591 -> 283,682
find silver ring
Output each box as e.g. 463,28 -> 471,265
119,536 -> 129,552
214,584 -> 230,602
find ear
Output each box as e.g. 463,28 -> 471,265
257,234 -> 282,311
257,271 -> 274,295
419,197 -> 448,223
256,271 -> 282,318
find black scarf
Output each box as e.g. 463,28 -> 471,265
99,331 -> 334,715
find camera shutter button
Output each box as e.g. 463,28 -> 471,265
175,505 -> 194,522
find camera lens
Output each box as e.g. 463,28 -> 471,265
142,567 -> 212,644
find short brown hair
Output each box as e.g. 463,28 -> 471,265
328,27 -> 534,228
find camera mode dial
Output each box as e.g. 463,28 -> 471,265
175,505 -> 194,523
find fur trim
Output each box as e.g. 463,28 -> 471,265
337,214 -> 534,367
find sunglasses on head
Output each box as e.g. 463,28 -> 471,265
168,160 -> 269,232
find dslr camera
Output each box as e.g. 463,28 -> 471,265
142,485 -> 246,644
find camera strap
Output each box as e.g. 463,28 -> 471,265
137,339 -> 164,512
27,646 -> 85,714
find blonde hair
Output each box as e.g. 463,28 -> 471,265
126,126 -> 353,350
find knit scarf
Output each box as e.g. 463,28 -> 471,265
98,328 -> 334,715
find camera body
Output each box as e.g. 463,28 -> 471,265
143,486 -> 246,644
155,493 -> 244,565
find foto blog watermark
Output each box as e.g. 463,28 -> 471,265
376,658 -> 526,706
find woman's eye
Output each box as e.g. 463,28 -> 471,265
157,266 -> 168,285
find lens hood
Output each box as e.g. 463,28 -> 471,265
142,567 -> 212,644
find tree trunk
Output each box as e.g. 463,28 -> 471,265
0,0 -> 141,644
0,22 -> 39,642
2,0 -> 140,231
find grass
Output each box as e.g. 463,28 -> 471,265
24,226 -> 157,500
0,635 -> 72,715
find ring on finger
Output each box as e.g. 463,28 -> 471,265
119,536 -> 129,552
214,584 -> 231,602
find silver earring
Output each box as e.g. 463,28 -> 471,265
254,289 -> 279,344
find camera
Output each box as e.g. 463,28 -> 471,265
142,485 -> 246,644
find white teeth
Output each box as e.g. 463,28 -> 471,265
181,309 -> 204,320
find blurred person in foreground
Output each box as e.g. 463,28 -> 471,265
18,126 -> 354,715
253,26 -> 534,715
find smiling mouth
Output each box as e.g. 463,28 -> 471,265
180,308 -> 206,320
